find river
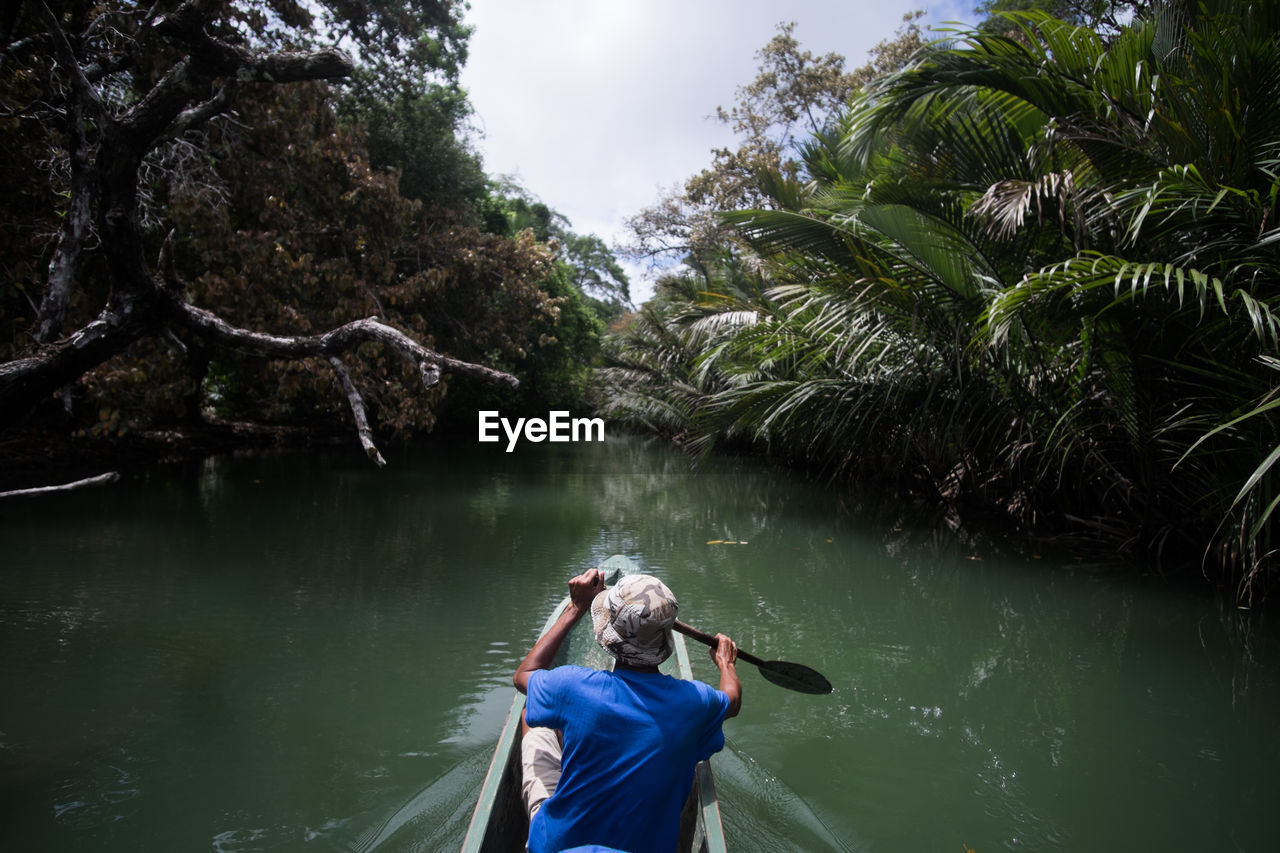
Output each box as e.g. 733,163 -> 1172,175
2,434 -> 1278,851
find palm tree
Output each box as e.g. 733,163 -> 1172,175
596,254 -> 772,443
602,1 -> 1280,597
733,1 -> 1280,595
904,2 -> 1280,592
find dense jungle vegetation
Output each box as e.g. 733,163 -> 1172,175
600,0 -> 1280,601
4,0 -> 1277,600
0,0 -> 627,463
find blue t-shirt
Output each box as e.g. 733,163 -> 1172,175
525,665 -> 731,853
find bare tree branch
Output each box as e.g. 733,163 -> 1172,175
119,5 -> 351,151
157,229 -> 179,290
0,303 -> 147,420
162,78 -> 239,141
246,48 -> 354,84
327,356 -> 387,467
168,299 -> 519,391
155,1 -> 353,83
34,1 -> 106,118
0,472 -> 120,499
35,93 -> 94,343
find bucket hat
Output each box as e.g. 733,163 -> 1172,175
590,574 -> 678,667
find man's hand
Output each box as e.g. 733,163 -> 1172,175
710,633 -> 738,668
514,567 -> 604,695
711,633 -> 742,718
569,568 -> 605,613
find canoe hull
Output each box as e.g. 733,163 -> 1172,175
462,690 -> 531,851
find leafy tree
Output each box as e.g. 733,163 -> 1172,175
597,252 -> 772,443
975,0 -> 1153,36
307,0 -> 472,92
508,263 -> 604,413
0,0 -> 534,465
557,232 -> 631,322
620,15 -> 927,276
485,179 -> 632,315
161,79 -> 562,436
328,0 -> 489,218
340,81 -> 489,213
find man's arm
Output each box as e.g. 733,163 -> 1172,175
711,633 -> 742,718
513,568 -> 603,694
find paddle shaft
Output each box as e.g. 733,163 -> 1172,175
673,620 -> 767,668
596,568 -> 831,693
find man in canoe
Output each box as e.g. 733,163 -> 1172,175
513,568 -> 741,853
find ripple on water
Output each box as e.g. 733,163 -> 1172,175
50,748 -> 143,830
714,739 -> 862,852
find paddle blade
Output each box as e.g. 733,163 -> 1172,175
758,660 -> 833,695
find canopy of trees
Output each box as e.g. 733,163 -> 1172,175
1,0 -> 619,464
601,1 -> 1280,600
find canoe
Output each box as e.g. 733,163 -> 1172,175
461,554 -> 728,852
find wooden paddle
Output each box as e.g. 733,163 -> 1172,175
592,560 -> 832,694
673,620 -> 833,695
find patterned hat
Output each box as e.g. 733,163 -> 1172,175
591,574 -> 679,667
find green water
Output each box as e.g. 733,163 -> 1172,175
2,435 -> 1278,851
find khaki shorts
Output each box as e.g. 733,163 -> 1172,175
520,726 -> 562,819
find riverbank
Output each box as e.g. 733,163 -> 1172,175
1,417 -> 1256,604
0,419 -> 353,492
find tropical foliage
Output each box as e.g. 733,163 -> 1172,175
619,15 -> 928,276
601,1 -> 1280,599
0,0 -> 617,454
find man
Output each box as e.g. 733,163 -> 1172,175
513,568 -> 742,853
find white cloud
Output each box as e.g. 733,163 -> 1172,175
459,0 -> 979,303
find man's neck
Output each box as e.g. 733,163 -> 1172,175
614,661 -> 661,674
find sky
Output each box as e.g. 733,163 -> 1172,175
458,0 -> 975,304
